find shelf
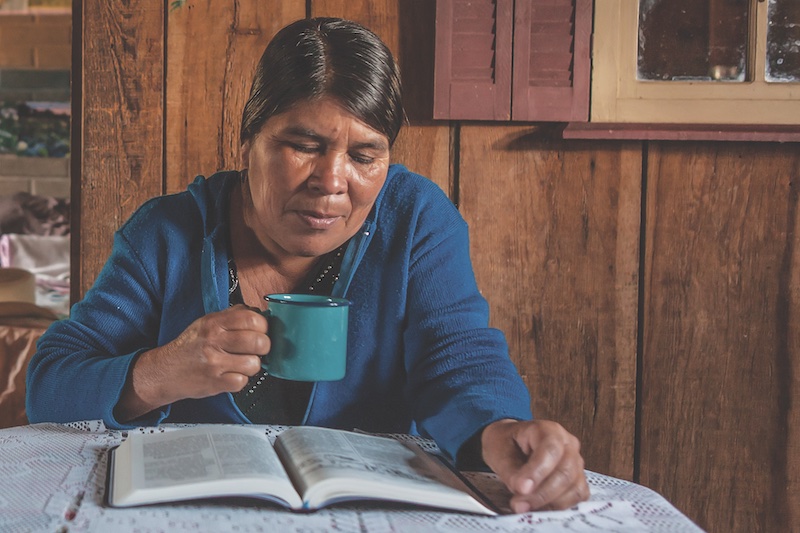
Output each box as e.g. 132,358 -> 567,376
562,123 -> 800,143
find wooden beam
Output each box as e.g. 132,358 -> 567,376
72,0 -> 165,298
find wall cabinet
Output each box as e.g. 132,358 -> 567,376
433,0 -> 592,121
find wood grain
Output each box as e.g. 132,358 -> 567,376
165,0 -> 304,193
73,0 -> 165,297
640,142 -> 800,533
71,3 -> 800,532
311,0 -> 453,197
458,125 -> 641,480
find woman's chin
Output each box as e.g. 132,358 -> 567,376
282,238 -> 347,259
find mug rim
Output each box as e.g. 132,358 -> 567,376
264,293 -> 352,307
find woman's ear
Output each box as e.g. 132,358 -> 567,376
240,140 -> 251,168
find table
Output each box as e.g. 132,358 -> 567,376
0,421 -> 704,532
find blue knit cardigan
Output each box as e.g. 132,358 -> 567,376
26,165 -> 532,460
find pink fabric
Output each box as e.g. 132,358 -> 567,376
0,193 -> 71,317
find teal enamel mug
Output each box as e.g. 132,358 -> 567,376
261,294 -> 351,381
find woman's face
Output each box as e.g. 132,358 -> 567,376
241,97 -> 390,260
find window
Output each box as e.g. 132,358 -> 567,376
592,0 -> 800,124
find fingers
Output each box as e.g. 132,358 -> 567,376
217,368 -> 257,394
207,304 -> 268,334
510,421 -> 576,484
211,327 -> 270,357
164,307 -> 270,395
508,438 -> 587,511
195,305 -> 270,357
221,352 -> 263,380
480,419 -> 530,487
535,474 -> 590,511
119,306 -> 272,416
482,419 -> 589,513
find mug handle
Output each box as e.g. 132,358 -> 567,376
261,303 -> 272,366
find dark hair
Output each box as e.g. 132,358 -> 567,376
240,17 -> 404,147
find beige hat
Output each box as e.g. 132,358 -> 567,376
0,267 -> 57,320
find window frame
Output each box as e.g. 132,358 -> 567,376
591,0 -> 800,125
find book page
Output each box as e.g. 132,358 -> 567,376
275,427 -> 495,515
137,428 -> 284,486
111,426 -> 302,508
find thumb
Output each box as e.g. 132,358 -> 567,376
481,420 -> 535,495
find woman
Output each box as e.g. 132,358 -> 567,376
26,18 -> 588,512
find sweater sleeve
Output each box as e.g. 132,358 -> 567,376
401,188 -> 533,461
26,225 -> 171,428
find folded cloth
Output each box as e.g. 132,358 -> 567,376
0,267 -> 57,320
0,234 -> 69,283
0,235 -> 70,318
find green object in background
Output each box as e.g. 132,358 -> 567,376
0,104 -> 19,154
0,102 -> 69,157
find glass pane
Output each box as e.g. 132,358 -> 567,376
638,0 -> 749,82
766,0 -> 800,83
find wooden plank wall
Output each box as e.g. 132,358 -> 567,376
458,126 -> 640,479
72,0 -> 165,300
641,143 -> 800,532
72,1 -> 799,531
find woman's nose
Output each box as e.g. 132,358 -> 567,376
308,152 -> 348,195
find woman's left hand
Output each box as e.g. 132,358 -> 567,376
481,418 -> 590,513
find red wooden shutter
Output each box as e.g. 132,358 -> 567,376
511,0 -> 592,121
434,0 -> 514,120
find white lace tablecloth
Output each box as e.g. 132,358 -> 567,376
0,422 -> 704,533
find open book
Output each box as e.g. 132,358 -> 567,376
107,425 -> 497,515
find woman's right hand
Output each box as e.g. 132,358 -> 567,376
115,304 -> 268,421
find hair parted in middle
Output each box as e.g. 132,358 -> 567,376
240,17 -> 405,148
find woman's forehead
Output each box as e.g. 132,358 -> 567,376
263,98 -> 389,147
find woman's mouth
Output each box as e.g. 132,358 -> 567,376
296,210 -> 342,229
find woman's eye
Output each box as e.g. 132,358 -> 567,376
288,143 -> 318,154
350,153 -> 374,165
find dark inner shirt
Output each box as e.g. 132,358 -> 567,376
230,242 -> 347,425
